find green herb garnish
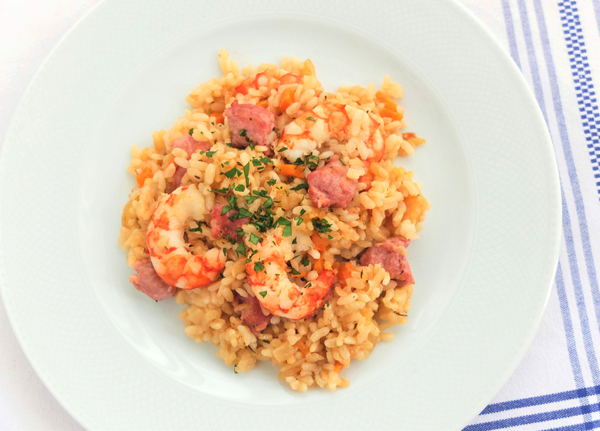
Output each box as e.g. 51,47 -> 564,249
290,183 -> 308,191
235,243 -> 246,256
312,218 -> 333,233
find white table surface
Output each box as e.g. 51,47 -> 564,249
0,1 -> 546,430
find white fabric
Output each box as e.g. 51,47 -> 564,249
1,0 -> 599,429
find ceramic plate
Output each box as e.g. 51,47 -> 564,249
0,0 -> 560,429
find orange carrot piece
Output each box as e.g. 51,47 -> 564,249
375,90 -> 397,110
313,257 -> 324,274
296,341 -> 310,356
277,164 -> 304,178
279,87 -> 295,113
402,132 -> 426,147
338,262 -> 357,288
210,112 -> 224,124
136,167 -> 153,187
311,232 -> 327,253
334,361 -> 344,373
256,99 -> 269,109
380,107 -> 404,122
402,195 -> 428,224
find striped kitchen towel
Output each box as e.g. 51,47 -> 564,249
461,0 -> 600,430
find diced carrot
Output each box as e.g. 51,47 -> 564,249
338,262 -> 356,288
402,195 -> 428,224
277,164 -> 304,178
256,99 -> 269,109
402,132 -> 426,147
279,87 -> 295,113
136,167 -> 153,187
376,90 -> 397,110
296,340 -> 310,356
334,361 -> 344,373
301,59 -> 316,76
313,257 -> 324,274
311,232 -> 327,253
210,111 -> 224,124
380,107 -> 404,122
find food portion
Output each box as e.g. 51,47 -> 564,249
119,50 -> 430,391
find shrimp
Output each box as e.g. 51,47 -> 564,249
246,230 -> 334,320
146,185 -> 226,289
235,69 -> 302,95
278,103 -> 348,162
277,103 -> 382,163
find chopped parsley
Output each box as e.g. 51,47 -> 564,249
244,195 -> 260,204
235,243 -> 246,256
211,187 -> 229,194
312,218 -> 333,233
249,233 -> 262,245
259,291 -> 267,298
275,217 -> 292,237
278,147 -> 288,153
222,167 -> 242,179
245,248 -> 258,263
306,155 -> 320,169
263,197 -> 274,211
203,150 -> 216,157
238,208 -> 252,218
306,117 -> 316,121
301,258 -> 310,267
296,208 -> 306,226
189,128 -> 194,135
234,184 -> 245,192
254,262 -> 265,272
267,178 -> 277,187
243,163 -> 250,187
221,205 -> 232,216
239,129 -> 256,150
189,221 -> 205,233
290,183 -> 309,191
338,158 -> 346,166
292,237 -> 297,245
290,267 -> 301,276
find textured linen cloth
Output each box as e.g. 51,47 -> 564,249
1,1 -> 600,430
463,0 -> 600,430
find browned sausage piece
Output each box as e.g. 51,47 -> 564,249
307,155 -> 357,209
359,237 -> 414,287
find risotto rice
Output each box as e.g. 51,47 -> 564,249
119,50 -> 430,391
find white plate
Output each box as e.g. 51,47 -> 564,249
0,0 -> 560,429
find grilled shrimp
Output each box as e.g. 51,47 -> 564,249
246,229 -> 334,320
146,185 -> 226,289
277,103 -> 382,163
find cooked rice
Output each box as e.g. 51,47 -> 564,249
118,50 -> 430,391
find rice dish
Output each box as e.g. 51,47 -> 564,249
119,50 -> 430,391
